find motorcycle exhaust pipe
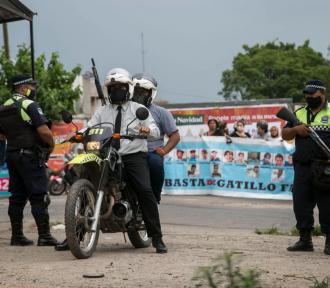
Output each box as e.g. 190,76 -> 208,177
112,201 -> 132,223
113,201 -> 130,218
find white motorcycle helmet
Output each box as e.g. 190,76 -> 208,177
132,73 -> 158,107
104,68 -> 134,104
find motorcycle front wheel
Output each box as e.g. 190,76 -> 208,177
65,179 -> 99,259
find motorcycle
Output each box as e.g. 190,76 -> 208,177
61,107 -> 152,259
48,154 -> 78,196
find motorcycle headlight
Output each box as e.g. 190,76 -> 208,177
86,141 -> 101,151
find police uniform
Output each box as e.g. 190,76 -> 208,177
291,102 -> 330,233
286,83 -> 330,254
0,75 -> 57,246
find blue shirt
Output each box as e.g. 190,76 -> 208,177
148,104 -> 178,151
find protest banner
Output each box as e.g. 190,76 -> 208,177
0,164 -> 9,197
163,136 -> 294,200
169,103 -> 288,137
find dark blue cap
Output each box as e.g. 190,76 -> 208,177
303,79 -> 326,94
11,74 -> 38,87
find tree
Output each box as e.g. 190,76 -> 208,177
0,44 -> 81,120
220,41 -> 330,102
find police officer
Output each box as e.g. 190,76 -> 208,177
282,80 -> 330,255
132,73 -> 180,203
0,75 -> 58,246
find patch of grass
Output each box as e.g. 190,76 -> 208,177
312,225 -> 323,236
289,227 -> 299,236
254,225 -> 286,236
255,224 -> 323,237
192,252 -> 262,288
290,225 -> 323,237
311,276 -> 330,288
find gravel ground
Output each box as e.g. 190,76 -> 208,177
0,195 -> 328,287
0,221 -> 329,288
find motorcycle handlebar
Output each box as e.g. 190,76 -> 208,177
60,134 -> 84,144
121,134 -> 148,140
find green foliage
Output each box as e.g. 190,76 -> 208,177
0,44 -> 81,120
289,227 -> 300,237
311,276 -> 330,288
313,225 -> 323,236
290,225 -> 322,237
254,225 -> 285,236
255,224 -> 322,236
220,40 -> 330,102
192,252 -> 262,288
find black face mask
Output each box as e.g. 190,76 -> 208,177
109,89 -> 128,104
132,94 -> 151,107
27,89 -> 37,100
306,96 -> 322,109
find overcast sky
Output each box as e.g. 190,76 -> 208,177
2,0 -> 330,103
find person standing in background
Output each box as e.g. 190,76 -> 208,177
132,73 -> 180,204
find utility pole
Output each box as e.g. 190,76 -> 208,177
2,23 -> 10,59
141,32 -> 145,73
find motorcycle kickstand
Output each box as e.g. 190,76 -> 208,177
122,232 -> 127,243
121,224 -> 127,243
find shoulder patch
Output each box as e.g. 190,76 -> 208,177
321,115 -> 329,124
37,107 -> 44,115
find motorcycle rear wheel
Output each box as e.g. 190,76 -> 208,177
49,179 -> 67,196
128,222 -> 151,248
65,179 -> 99,259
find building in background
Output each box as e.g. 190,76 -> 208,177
73,71 -> 104,118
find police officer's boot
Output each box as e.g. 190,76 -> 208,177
54,239 -> 69,251
287,229 -> 314,252
324,234 -> 330,255
31,203 -> 58,246
8,204 -> 33,246
152,236 -> 168,254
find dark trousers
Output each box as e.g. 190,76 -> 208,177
122,152 -> 162,238
147,152 -> 164,203
293,163 -> 330,234
6,151 -> 49,229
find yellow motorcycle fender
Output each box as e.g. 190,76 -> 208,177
68,153 -> 102,166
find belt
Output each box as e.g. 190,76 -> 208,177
8,148 -> 34,155
19,149 -> 34,155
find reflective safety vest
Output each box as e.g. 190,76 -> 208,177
295,103 -> 330,131
0,95 -> 39,151
4,95 -> 34,124
293,103 -> 330,163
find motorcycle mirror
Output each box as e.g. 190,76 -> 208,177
61,111 -> 73,124
135,107 -> 149,121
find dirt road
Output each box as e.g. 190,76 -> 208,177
0,196 -> 328,288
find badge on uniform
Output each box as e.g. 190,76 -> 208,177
321,116 -> 329,124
